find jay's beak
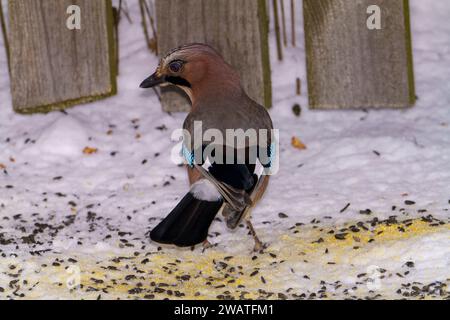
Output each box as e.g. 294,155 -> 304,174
140,72 -> 166,88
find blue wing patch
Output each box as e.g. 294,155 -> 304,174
182,145 -> 195,167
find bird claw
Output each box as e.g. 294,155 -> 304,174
202,240 -> 213,252
253,239 -> 267,253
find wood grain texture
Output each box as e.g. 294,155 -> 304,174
0,1 -> 10,73
155,0 -> 271,112
8,0 -> 116,114
303,0 -> 415,109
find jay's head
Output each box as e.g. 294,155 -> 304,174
140,43 -> 241,102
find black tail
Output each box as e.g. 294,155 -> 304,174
150,193 -> 223,247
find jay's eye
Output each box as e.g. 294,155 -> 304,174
169,61 -> 183,73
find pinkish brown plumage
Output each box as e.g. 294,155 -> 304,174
140,43 -> 273,251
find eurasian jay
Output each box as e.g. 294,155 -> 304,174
140,43 -> 274,251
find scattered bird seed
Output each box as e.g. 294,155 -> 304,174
334,233 -> 347,240
278,212 -> 288,218
292,104 -> 302,117
340,203 -> 350,213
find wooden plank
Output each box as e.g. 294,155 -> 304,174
155,0 -> 271,112
0,1 -> 10,73
8,0 -> 117,114
303,0 -> 415,109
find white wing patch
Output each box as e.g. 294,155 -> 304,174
190,179 -> 222,202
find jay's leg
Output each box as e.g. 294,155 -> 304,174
246,218 -> 265,252
244,175 -> 270,252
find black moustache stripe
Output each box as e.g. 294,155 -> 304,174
166,76 -> 192,88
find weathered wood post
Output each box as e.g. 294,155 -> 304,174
155,0 -> 271,112
303,0 -> 415,109
7,0 -> 117,114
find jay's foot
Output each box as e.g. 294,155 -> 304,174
202,239 -> 213,253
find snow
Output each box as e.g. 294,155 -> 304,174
24,115 -> 91,159
0,0 -> 449,299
